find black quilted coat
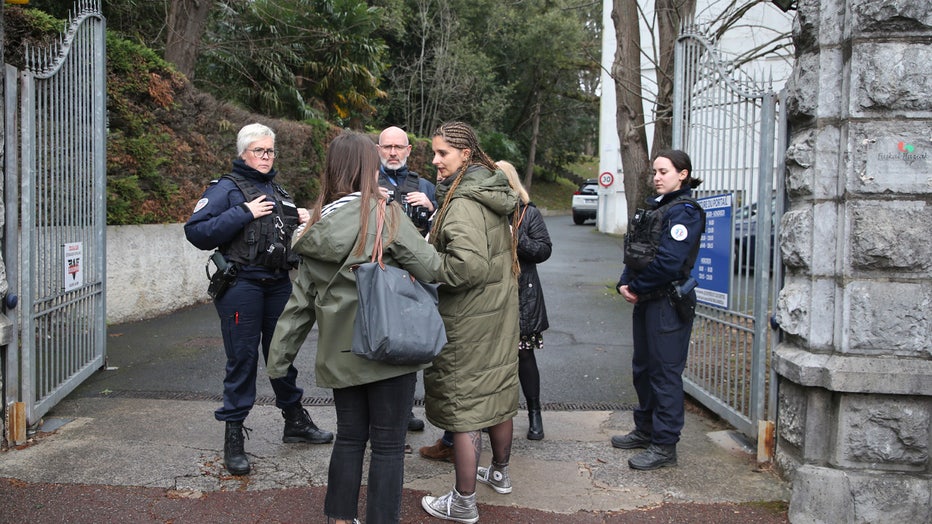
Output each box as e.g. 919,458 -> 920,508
516,202 -> 552,336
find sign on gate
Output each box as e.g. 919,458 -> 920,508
672,27 -> 784,444
8,0 -> 107,429
64,242 -> 84,291
693,194 -> 733,308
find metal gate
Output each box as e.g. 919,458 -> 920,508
3,0 -> 107,429
672,28 -> 786,444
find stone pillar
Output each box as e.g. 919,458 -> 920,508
775,1 -> 932,522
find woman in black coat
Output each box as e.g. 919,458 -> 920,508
498,161 -> 552,440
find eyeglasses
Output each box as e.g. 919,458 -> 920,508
249,148 -> 276,158
379,144 -> 409,152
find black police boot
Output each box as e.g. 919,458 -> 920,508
628,443 -> 677,470
224,421 -> 251,476
611,429 -> 651,449
408,411 -> 425,432
282,405 -> 334,444
526,398 -> 544,441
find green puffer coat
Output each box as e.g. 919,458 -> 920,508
267,196 -> 442,388
425,165 -> 521,432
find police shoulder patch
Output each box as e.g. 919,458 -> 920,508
670,224 -> 688,241
193,198 -> 209,214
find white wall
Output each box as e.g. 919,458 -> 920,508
600,0 -> 794,164
597,0 -> 628,234
106,224 -> 210,324
638,0 -> 794,154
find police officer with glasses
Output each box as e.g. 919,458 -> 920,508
185,123 -> 333,477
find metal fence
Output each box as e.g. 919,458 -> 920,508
672,28 -> 785,444
3,0 -> 107,428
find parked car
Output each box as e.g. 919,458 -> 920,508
572,179 -> 598,225
733,200 -> 776,272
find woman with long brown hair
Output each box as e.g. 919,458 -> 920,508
268,130 -> 442,524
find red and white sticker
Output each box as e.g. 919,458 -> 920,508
193,198 -> 208,214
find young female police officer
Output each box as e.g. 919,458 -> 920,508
612,149 -> 705,470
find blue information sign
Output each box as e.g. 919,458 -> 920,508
691,194 -> 733,308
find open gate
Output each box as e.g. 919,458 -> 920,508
672,27 -> 786,450
3,0 -> 106,439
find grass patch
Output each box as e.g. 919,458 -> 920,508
527,177 -> 576,212
527,157 -> 597,212
565,160 -> 599,180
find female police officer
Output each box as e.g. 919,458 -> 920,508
185,123 -> 333,476
611,149 -> 705,470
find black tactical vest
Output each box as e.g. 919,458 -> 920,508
220,173 -> 300,271
379,169 -> 431,236
378,169 -> 421,196
623,195 -> 705,273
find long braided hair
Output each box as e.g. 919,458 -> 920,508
429,121 -> 520,277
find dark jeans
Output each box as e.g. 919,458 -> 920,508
325,372 -> 416,524
631,296 -> 693,445
213,276 -> 303,422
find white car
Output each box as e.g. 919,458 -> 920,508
571,179 -> 598,225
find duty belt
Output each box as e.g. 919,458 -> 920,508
637,287 -> 671,303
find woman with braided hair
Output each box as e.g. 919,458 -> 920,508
420,122 -> 521,523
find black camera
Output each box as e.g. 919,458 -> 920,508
403,200 -> 430,230
388,190 -> 430,231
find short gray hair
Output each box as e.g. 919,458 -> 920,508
237,123 -> 275,156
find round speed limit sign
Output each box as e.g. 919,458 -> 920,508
599,172 -> 614,188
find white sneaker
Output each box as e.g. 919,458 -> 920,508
421,488 -> 479,523
477,464 -> 512,494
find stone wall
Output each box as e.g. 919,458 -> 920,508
774,0 -> 932,522
2,224 -> 217,326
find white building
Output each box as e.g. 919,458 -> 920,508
598,0 -> 794,234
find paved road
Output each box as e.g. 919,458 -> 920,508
82,216 -> 637,409
3,215 -> 791,523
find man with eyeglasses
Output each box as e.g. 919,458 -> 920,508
185,123 -> 334,477
378,126 -> 437,238
376,126 -> 439,435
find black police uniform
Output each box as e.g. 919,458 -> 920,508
618,187 -> 705,448
185,158 -> 304,422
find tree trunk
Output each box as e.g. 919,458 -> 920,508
164,0 -> 213,79
523,96 -> 542,191
651,0 -> 696,156
612,0 -> 651,220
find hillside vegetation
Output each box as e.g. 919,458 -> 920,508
4,6 -> 573,224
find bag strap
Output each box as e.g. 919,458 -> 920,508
515,204 -> 529,230
371,200 -> 386,269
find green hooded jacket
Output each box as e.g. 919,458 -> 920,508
425,165 -> 521,432
267,196 -> 442,388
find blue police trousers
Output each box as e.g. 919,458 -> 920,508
213,276 -> 303,422
630,295 -> 694,445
